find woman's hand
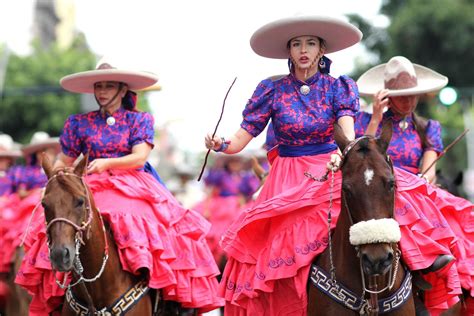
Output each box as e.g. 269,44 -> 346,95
326,153 -> 342,172
87,158 -> 109,174
205,133 -> 223,151
372,89 -> 390,123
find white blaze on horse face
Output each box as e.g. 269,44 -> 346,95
364,169 -> 374,186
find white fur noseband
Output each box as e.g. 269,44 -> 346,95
349,218 -> 401,246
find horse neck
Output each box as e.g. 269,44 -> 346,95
332,198 -> 361,268
73,193 -> 128,304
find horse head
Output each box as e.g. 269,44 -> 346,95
334,121 -> 399,276
41,154 -> 91,272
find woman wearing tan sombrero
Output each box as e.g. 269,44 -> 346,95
355,56 -> 474,314
15,58 -> 224,315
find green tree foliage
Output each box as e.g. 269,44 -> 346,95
0,34 -> 96,143
348,0 -> 474,179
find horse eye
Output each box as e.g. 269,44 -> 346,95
386,178 -> 395,191
75,197 -> 85,208
342,183 -> 353,197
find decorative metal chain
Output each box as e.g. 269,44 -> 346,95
327,169 -> 337,284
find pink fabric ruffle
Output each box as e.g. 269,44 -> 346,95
193,195 -> 245,263
15,169 -> 224,315
0,190 -> 41,273
218,152 -> 472,316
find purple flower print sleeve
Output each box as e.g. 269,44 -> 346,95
333,75 -> 360,120
425,120 -> 443,154
130,112 -> 155,148
240,79 -> 275,137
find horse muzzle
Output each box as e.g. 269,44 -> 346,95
360,248 -> 394,275
50,245 -> 76,271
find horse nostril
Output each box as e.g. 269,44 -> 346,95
63,247 -> 70,264
381,252 -> 394,270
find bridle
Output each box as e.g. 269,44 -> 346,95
44,170 -> 109,290
307,136 -> 409,315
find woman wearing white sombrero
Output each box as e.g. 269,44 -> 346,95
15,58 -> 224,315
355,56 -> 474,314
203,15 -> 363,315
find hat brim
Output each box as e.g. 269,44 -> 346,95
357,63 -> 448,97
0,151 -> 22,159
22,140 -> 60,156
60,69 -> 159,94
250,16 -> 362,59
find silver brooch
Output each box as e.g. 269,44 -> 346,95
399,119 -> 408,131
106,116 -> 116,126
300,85 -> 310,95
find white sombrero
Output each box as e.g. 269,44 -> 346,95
0,134 -> 22,159
21,131 -> 60,156
250,15 -> 362,59
60,57 -> 159,94
357,56 -> 448,97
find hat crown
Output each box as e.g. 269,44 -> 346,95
0,134 -> 14,151
384,56 -> 418,91
29,131 -> 52,145
95,56 -> 120,70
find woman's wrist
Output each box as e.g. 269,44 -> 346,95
214,137 -> 231,152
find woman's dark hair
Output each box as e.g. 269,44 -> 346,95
122,90 -> 138,111
411,112 -> 431,149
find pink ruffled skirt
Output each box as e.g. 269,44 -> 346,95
218,152 -> 473,316
193,195 -> 245,264
0,191 -> 40,274
15,169 -> 224,315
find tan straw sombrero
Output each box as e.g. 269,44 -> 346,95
357,56 -> 448,97
250,15 -> 362,59
0,134 -> 22,159
60,57 -> 159,94
21,131 -> 60,156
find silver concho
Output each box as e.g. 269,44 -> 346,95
106,116 -> 116,126
399,119 -> 408,131
300,85 -> 310,95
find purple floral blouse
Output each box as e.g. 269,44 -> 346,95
205,169 -> 259,198
241,72 -> 359,146
355,110 -> 443,174
263,121 -> 278,151
9,165 -> 47,192
0,171 -> 12,196
60,107 -> 154,160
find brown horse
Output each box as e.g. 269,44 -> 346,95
307,122 -> 415,315
41,155 -> 193,315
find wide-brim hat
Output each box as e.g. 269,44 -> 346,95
0,134 -> 22,159
22,131 -> 60,156
357,56 -> 448,97
250,15 -> 362,59
60,57 -> 159,94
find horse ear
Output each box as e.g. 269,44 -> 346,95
74,153 -> 89,176
41,152 -> 54,179
333,123 -> 351,152
376,121 -> 393,154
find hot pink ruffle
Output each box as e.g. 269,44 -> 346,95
193,195 -> 245,263
15,169 -> 224,315
0,191 -> 41,274
218,153 -> 472,315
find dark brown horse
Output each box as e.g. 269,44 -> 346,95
41,155 -> 195,315
307,122 -> 415,315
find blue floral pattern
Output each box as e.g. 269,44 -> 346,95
241,72 -> 359,146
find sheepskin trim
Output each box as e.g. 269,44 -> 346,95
349,218 -> 401,246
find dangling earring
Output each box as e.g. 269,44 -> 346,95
319,57 -> 326,70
